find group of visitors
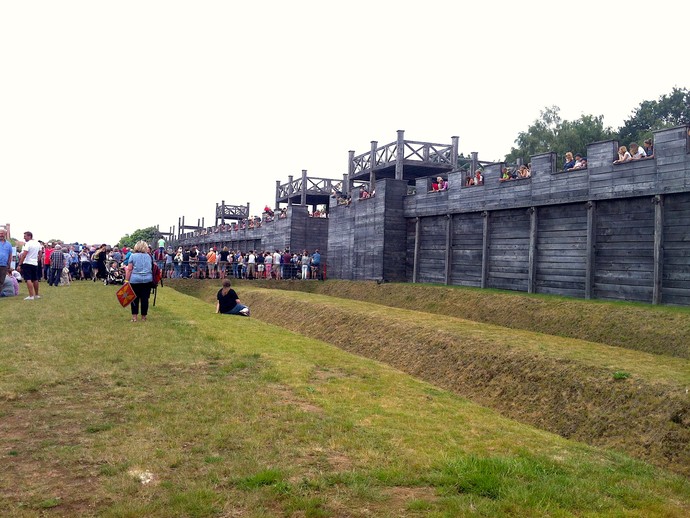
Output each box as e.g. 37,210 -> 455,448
465,170 -> 484,186
3,230 -> 256,321
614,140 -> 654,164
500,164 -> 532,182
564,154 -> 588,171
430,177 -> 448,192
164,246 -> 322,281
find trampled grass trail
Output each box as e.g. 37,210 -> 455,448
1,282 -> 689,517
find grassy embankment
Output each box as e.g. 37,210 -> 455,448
176,280 -> 690,479
0,281 -> 689,517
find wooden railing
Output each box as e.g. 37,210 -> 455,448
352,140 -> 454,174
216,204 -> 249,220
278,177 -> 341,199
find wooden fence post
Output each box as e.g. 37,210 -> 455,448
585,201 -> 597,299
413,217 -> 420,283
653,195 -> 664,304
445,214 -> 452,285
528,207 -> 537,294
396,130 -> 405,180
481,211 -> 490,289
370,141 -> 377,192
301,170 -> 308,206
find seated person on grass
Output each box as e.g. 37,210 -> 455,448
216,279 -> 249,316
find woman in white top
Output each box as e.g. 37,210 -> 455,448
614,146 -> 632,164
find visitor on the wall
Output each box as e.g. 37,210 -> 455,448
630,142 -> 647,160
474,170 -> 483,185
568,154 -> 586,171
563,152 -> 576,170
613,146 -> 632,164
518,164 -> 532,177
643,138 -> 654,158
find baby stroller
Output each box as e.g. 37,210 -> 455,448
104,262 -> 126,285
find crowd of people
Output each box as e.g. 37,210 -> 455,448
0,234 -> 165,300
160,247 -> 323,281
2,229 -> 256,319
179,205 -> 328,241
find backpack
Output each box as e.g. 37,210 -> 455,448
152,262 -> 163,288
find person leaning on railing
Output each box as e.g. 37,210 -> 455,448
613,146 -> 632,164
643,139 -> 654,158
630,142 -> 647,160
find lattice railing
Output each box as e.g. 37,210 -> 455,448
404,141 -> 453,164
277,177 -> 341,198
351,152 -> 372,175
351,140 -> 453,174
216,204 -> 249,220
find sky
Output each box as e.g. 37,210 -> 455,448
2,0 -> 689,245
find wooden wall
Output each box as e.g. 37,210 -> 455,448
593,198 -> 655,302
174,125 -> 690,305
535,204 -> 588,297
407,192 -> 690,305
401,125 -> 690,305
486,208 -> 531,292
663,192 -> 690,305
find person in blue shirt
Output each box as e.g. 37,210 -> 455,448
124,240 -> 153,322
0,228 -> 13,288
310,249 -> 321,280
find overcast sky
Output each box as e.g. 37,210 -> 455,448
2,0 -> 688,245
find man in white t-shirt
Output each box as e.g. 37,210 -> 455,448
247,251 -> 256,279
630,143 -> 647,160
17,231 -> 42,300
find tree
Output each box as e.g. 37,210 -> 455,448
617,87 -> 690,146
505,106 -> 614,165
119,226 -> 160,249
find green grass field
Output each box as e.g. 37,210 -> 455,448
1,281 -> 689,517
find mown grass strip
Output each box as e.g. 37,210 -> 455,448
245,279 -> 690,359
1,283 -> 689,517
175,281 -> 690,477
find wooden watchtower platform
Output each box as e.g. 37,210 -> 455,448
275,171 -> 342,211
349,130 -> 459,189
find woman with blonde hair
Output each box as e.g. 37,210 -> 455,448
614,146 -> 632,164
563,152 -> 576,170
125,240 -> 153,322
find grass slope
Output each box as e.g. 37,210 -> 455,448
0,282 -> 688,517
245,280 -> 690,359
176,281 -> 690,478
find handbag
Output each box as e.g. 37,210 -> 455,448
116,282 -> 137,307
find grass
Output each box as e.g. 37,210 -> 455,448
244,279 -> 690,358
0,281 -> 689,516
175,280 -> 690,477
